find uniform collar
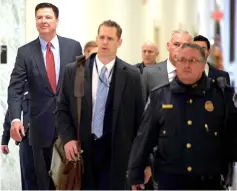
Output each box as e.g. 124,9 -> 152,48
170,73 -> 211,96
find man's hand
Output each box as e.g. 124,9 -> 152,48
64,140 -> 79,161
144,166 -> 152,184
131,166 -> 152,190
10,121 -> 24,142
1,145 -> 9,155
131,184 -> 145,190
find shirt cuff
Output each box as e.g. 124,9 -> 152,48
11,118 -> 21,126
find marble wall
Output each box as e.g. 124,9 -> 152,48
0,0 -> 25,190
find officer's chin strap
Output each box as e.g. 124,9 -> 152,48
217,77 -> 234,189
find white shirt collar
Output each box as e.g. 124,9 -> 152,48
39,35 -> 59,50
204,63 -> 209,76
167,57 -> 176,74
95,55 -> 115,76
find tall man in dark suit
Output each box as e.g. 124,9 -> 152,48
135,41 -> 159,73
8,3 -> 82,190
56,20 -> 145,190
193,35 -> 230,84
142,29 -> 193,99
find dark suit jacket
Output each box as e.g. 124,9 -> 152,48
208,63 -> 230,85
135,62 -> 145,73
56,53 -> 145,189
8,35 -> 82,147
135,62 -> 157,74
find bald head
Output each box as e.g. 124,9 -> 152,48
167,29 -> 193,65
141,41 -> 159,66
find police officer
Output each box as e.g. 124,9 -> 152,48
127,43 -> 237,190
1,82 -> 37,189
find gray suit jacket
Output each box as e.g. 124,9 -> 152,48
142,60 -> 168,100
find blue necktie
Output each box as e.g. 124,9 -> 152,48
92,66 -> 109,138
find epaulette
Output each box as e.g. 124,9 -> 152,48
150,81 -> 170,93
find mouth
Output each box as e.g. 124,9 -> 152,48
101,48 -> 108,51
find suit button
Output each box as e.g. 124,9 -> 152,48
205,124 -> 209,132
188,99 -> 193,104
186,143 -> 191,149
162,130 -> 166,135
187,166 -> 192,172
187,120 -> 192,126
212,79 -> 215,83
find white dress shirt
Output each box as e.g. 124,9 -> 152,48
167,58 -> 177,82
92,55 -> 115,116
204,62 -> 209,76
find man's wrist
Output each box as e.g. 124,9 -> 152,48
11,118 -> 21,126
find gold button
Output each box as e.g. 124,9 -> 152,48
187,120 -> 192,125
187,166 -> 192,172
163,130 -> 166,135
186,143 -> 191,149
214,132 -> 218,136
189,99 -> 193,104
212,79 -> 215,83
205,124 -> 209,132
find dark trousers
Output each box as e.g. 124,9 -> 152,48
19,137 -> 37,190
91,134 -> 111,190
32,145 -> 55,190
156,172 -> 224,190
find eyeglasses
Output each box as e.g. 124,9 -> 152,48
177,58 -> 205,65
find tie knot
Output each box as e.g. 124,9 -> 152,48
47,42 -> 52,49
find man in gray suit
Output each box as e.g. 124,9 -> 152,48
142,30 -> 193,99
8,3 -> 82,190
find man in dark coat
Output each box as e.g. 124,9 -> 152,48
56,20 -> 145,190
128,43 -> 237,190
7,3 -> 82,189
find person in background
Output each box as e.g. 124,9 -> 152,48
193,35 -> 230,85
135,41 -> 159,74
142,29 -> 193,100
84,40 -> 98,59
1,82 -> 37,189
8,2 -> 82,189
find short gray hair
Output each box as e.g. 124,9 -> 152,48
179,43 -> 206,61
170,29 -> 193,41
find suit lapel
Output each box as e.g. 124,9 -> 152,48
158,60 -> 169,84
112,59 -> 127,132
56,36 -> 67,94
30,38 -> 52,92
207,63 -> 215,79
83,56 -> 94,124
